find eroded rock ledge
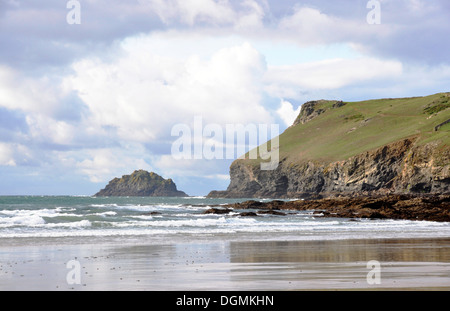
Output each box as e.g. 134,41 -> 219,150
223,194 -> 450,222
207,137 -> 450,199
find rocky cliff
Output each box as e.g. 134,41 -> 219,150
208,93 -> 450,198
95,170 -> 188,197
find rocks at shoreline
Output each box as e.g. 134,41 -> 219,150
224,194 -> 450,222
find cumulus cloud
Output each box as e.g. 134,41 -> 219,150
0,65 -> 60,114
265,57 -> 403,98
75,147 -> 152,183
0,65 -> 90,148
154,154 -> 232,181
141,0 -> 236,25
0,142 -> 33,167
67,37 -> 272,144
277,6 -> 388,46
26,115 -> 75,146
0,142 -> 16,166
140,0 -> 266,29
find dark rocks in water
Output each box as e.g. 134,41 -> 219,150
95,170 -> 188,197
229,200 -> 265,209
228,200 -> 286,210
238,211 -> 259,217
202,205 -> 286,216
142,211 -> 162,215
203,208 -> 233,214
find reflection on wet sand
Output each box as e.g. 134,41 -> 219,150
226,238 -> 450,290
229,238 -> 450,263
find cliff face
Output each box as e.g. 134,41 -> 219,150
95,170 -> 188,197
209,137 -> 449,198
208,94 -> 450,198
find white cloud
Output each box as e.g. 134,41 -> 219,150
0,65 -> 61,114
278,7 -> 333,44
0,142 -> 33,167
140,0 -> 236,25
276,99 -> 301,126
67,36 -> 272,144
154,154 -> 230,179
140,0 -> 266,29
277,6 -> 392,47
0,142 -> 16,166
265,57 -> 403,98
207,173 -> 230,180
26,115 -> 75,146
234,0 -> 266,30
74,147 -> 152,183
0,65 -> 81,147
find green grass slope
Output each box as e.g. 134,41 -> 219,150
254,92 -> 450,166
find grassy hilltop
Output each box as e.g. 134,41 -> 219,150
210,92 -> 450,198
265,92 -> 449,165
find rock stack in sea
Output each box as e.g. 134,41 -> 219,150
95,170 -> 188,197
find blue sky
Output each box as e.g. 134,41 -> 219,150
0,0 -> 449,196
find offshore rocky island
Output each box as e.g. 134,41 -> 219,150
208,92 -> 450,221
95,170 -> 187,197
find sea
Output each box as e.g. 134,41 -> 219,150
1,196 -> 450,243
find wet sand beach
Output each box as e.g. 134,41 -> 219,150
0,236 -> 449,291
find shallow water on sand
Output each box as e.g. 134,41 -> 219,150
1,237 -> 449,290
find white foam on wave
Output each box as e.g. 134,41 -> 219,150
1,217 -> 450,240
129,215 -> 153,220
0,214 -> 45,228
111,216 -> 257,228
90,203 -> 119,208
107,204 -> 185,212
93,211 -> 117,217
0,207 -> 86,228
1,208 -> 58,217
183,196 -> 207,199
45,220 -> 92,228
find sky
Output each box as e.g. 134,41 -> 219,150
0,0 -> 449,196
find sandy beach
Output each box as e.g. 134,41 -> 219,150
1,236 -> 449,291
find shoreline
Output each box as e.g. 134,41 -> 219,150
1,235 -> 449,291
